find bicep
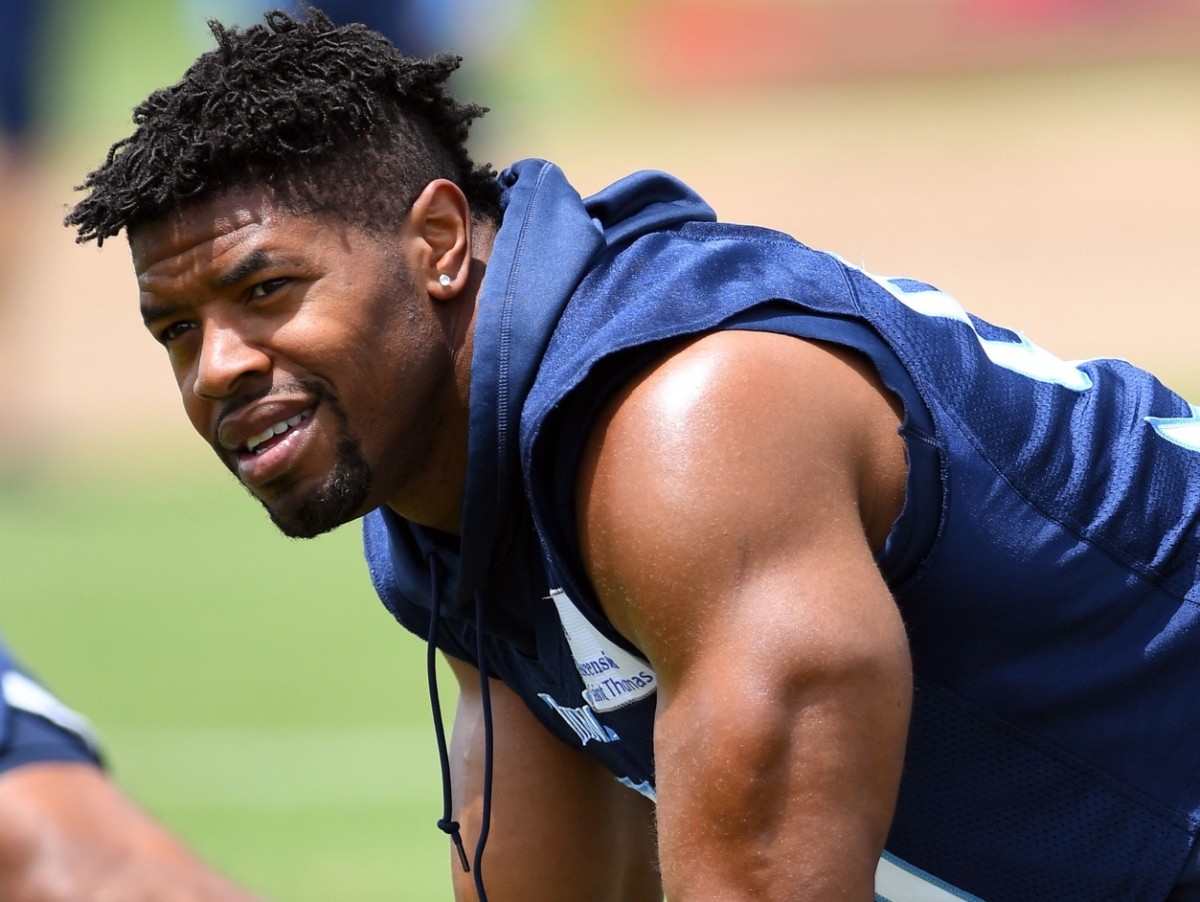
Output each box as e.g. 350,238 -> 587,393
577,331 -> 912,899
444,654 -> 661,902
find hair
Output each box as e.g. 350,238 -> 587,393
65,7 -> 502,246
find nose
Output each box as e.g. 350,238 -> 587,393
192,321 -> 270,400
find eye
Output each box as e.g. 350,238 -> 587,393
156,320 -> 196,346
249,278 -> 288,300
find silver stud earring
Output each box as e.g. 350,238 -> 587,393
438,274 -> 452,288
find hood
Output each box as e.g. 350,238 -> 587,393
451,159 -> 716,614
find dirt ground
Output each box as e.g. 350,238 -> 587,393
4,58 -> 1198,470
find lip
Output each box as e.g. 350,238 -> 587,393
213,398 -> 319,488
232,406 -> 319,489
217,399 -> 316,453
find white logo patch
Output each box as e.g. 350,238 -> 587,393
549,588 -> 657,712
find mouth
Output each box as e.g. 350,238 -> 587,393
244,408 -> 314,455
230,405 -> 319,490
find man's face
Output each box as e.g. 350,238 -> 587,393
131,187 -> 460,537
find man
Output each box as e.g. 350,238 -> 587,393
65,9 -> 1200,900
0,638 -> 259,899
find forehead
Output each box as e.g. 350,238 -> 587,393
131,186 -> 305,281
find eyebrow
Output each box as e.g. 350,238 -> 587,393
140,299 -> 186,329
210,249 -> 273,289
140,249 -> 277,327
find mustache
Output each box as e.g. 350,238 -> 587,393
210,377 -> 339,449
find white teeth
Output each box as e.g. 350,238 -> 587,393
246,410 -> 311,454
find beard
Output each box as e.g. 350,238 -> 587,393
219,383 -> 375,539
263,429 -> 373,538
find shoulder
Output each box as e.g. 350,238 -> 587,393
574,329 -> 907,653
576,329 -> 906,541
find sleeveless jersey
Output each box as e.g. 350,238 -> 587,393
364,160 -> 1200,900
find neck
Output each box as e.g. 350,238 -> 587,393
385,229 -> 492,535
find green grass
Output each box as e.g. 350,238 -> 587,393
1,468 -> 456,900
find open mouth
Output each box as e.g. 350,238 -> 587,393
244,408 -> 314,455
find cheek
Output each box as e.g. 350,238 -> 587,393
272,305 -> 357,361
181,393 -> 211,440
164,341 -> 197,393
168,360 -> 202,431
173,360 -> 211,440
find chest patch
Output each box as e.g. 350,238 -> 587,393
549,588 -> 657,712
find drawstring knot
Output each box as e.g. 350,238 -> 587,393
437,817 -> 471,872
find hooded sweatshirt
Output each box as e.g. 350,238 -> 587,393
364,159 -> 1200,900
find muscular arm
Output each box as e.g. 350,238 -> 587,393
577,331 -> 913,899
444,655 -> 662,902
0,761 -> 259,901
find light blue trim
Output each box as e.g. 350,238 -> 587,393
840,257 -> 1095,392
616,776 -> 657,802
1147,404 -> 1200,453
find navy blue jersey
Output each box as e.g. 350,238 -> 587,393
0,639 -> 102,774
365,160 -> 1200,900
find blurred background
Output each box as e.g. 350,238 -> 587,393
2,0 -> 1198,898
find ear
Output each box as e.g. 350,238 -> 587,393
407,179 -> 472,300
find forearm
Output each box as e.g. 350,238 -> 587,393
0,762 -> 260,901
446,656 -> 662,902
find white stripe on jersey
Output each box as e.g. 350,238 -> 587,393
2,670 -> 101,753
875,851 -> 984,901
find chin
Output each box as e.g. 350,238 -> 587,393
259,436 -> 374,539
265,501 -> 350,539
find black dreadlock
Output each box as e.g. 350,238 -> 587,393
65,7 -> 501,246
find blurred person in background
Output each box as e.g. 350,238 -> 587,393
63,8 -> 1200,901
0,0 -> 54,469
0,0 -> 45,280
277,0 -> 528,81
0,636 -> 260,900
0,0 -> 39,159
286,0 -> 449,56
